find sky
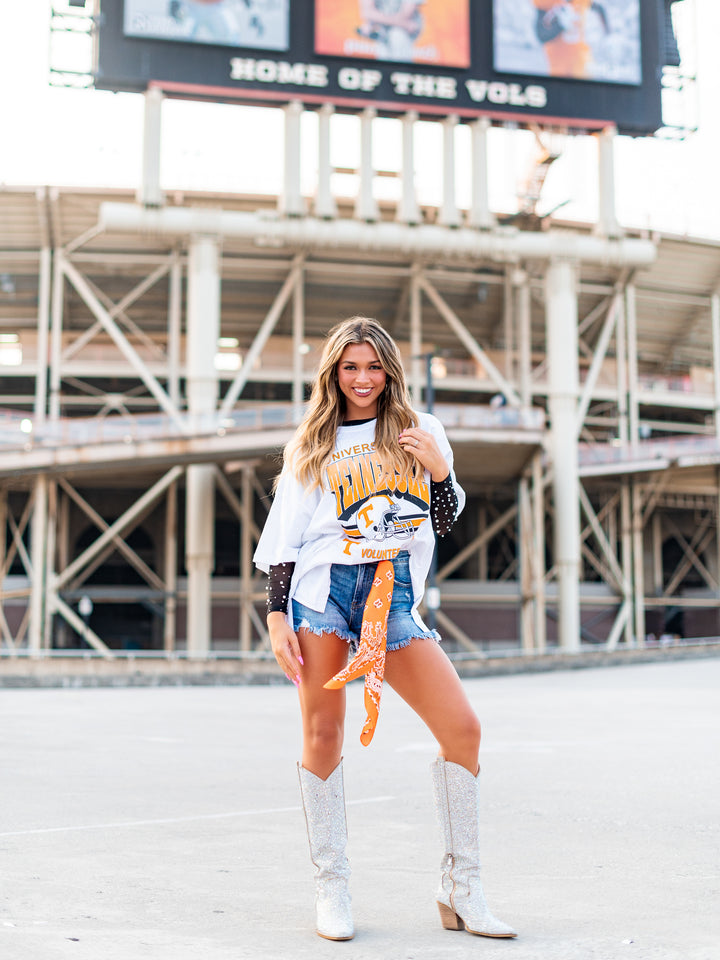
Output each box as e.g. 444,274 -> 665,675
1,0 -> 719,241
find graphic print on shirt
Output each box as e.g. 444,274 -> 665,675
325,441 -> 430,560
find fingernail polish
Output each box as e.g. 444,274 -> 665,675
292,678 -> 299,688
298,655 -> 305,666
295,674 -> 302,685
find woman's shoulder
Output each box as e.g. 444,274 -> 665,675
414,409 -> 444,433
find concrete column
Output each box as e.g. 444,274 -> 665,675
515,269 -> 532,408
292,262 -> 305,406
532,451 -> 547,653
620,479 -> 634,645
631,481 -> 646,646
409,265 -> 423,406
314,103 -> 337,219
711,293 -> 720,438
469,117 -> 496,230
355,108 -> 379,222
168,253 -> 182,411
280,101 -> 304,217
596,126 -> 621,238
439,115 -> 461,227
164,479 -> 178,653
49,252 -> 64,422
28,475 -> 48,656
35,247 -> 52,425
546,258 -> 581,651
625,283 -> 640,448
138,86 -> 164,208
240,466 -> 253,652
519,475 -> 534,652
185,234 -> 221,657
398,112 -> 421,225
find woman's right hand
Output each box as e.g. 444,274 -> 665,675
267,611 -> 304,687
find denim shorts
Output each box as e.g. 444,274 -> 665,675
292,551 -> 440,652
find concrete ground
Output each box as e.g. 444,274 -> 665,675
1,658 -> 718,960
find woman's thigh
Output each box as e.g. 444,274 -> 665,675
383,637 -> 481,764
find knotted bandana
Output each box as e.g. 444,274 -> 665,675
323,560 -> 395,746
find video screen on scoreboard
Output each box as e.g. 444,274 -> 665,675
123,0 -> 290,51
493,0 -> 642,86
314,0 -> 471,69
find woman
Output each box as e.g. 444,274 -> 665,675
253,317 -> 516,941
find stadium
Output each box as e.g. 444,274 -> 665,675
2,0 -> 718,677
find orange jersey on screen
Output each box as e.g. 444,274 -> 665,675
533,0 -> 593,79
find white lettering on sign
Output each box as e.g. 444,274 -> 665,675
390,73 -> 457,99
338,67 -> 382,92
465,79 -> 547,109
228,58 -> 547,111
230,58 -> 329,88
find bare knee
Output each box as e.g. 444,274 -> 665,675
439,712 -> 482,771
455,712 -> 482,754
304,713 -> 344,761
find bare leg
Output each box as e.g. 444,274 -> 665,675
383,638 -> 481,774
297,629 -> 350,780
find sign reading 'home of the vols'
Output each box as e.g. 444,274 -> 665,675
94,0 -> 678,135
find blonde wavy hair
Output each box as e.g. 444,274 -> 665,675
282,316 -> 418,488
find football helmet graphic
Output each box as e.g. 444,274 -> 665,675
356,494 -> 417,542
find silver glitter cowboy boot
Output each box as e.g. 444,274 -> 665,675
297,760 -> 354,941
431,757 -> 517,938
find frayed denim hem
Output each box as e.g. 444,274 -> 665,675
387,628 -> 441,652
293,619 -> 441,653
293,619 -> 357,644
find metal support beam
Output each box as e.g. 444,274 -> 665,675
437,503 -> 518,582
418,274 -> 522,407
576,292 -> 620,436
61,256 -> 184,427
546,258 -> 581,652
220,255 -> 303,414
56,466 -> 183,590
58,478 -> 164,591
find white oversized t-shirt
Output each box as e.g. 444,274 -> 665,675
253,412 -> 465,629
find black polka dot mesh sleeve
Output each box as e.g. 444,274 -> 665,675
266,561 -> 296,615
430,474 -> 459,537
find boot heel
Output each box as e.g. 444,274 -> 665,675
437,901 -> 464,930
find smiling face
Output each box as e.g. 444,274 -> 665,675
336,342 -> 387,420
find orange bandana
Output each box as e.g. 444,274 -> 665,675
323,560 -> 395,746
